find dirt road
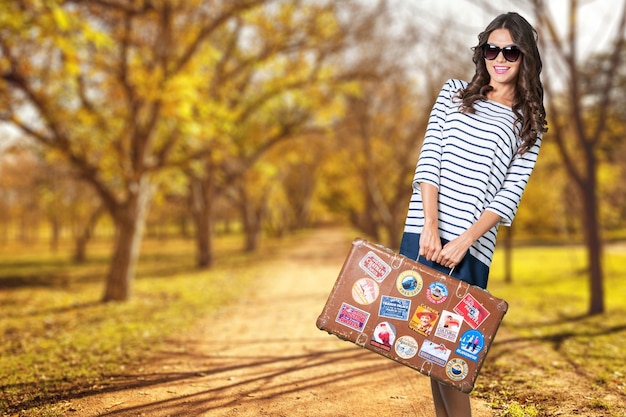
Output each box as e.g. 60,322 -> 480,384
68,228 -> 494,417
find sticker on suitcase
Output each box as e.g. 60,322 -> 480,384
453,294 -> 491,329
426,281 -> 449,304
370,321 -> 396,352
351,278 -> 380,305
408,305 -> 439,337
455,329 -> 485,361
378,295 -> 411,321
434,310 -> 464,342
396,270 -> 424,297
418,340 -> 451,367
394,335 -> 419,359
446,358 -> 469,380
358,251 -> 392,282
335,302 -> 370,332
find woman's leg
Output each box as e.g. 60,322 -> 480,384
430,379 -> 449,417
431,379 -> 472,417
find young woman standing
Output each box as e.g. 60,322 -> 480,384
400,12 -> 547,416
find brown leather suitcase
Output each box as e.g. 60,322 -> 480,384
316,238 -> 508,393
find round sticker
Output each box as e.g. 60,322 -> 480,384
351,277 -> 380,305
446,358 -> 469,381
396,270 -> 424,297
426,281 -> 449,304
394,335 -> 419,359
455,330 -> 485,361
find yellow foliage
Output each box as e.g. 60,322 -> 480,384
50,2 -> 70,31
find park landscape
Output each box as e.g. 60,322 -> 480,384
1,227 -> 625,417
1,0 -> 626,416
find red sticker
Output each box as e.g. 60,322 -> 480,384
358,251 -> 391,282
453,294 -> 490,329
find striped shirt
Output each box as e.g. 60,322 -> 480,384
404,79 -> 542,267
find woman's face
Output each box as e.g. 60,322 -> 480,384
485,28 -> 521,87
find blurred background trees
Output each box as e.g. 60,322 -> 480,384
0,0 -> 625,314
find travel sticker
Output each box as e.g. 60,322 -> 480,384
453,294 -> 491,329
379,295 -> 411,321
418,340 -> 451,367
370,321 -> 396,352
351,277 -> 380,305
394,335 -> 419,359
434,310 -> 464,343
426,281 -> 449,304
335,302 -> 370,332
446,358 -> 469,381
409,304 -> 439,337
396,270 -> 423,297
359,251 -> 392,282
455,330 -> 485,362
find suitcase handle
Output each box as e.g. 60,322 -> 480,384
417,255 -> 455,276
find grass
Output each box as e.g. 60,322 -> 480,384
475,244 -> 626,417
0,233 -> 287,416
1,231 -> 625,416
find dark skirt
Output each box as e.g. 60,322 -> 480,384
399,232 -> 490,289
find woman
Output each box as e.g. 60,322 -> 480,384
400,12 -> 547,417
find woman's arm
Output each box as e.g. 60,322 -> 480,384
436,210 -> 503,268
418,182 -> 442,261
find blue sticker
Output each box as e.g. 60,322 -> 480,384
426,281 -> 449,304
455,329 -> 485,362
378,295 -> 411,321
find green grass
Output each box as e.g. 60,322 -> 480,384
0,233 -> 284,416
476,244 -> 626,416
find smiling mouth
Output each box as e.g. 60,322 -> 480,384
494,66 -> 509,74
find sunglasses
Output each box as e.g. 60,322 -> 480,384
481,43 -> 522,62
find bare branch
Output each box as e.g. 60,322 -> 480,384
591,1 -> 626,141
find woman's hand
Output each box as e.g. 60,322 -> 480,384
419,221 -> 442,261
437,211 -> 504,268
437,235 -> 472,268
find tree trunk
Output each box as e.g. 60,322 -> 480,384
581,169 -> 605,314
241,188 -> 263,252
190,176 -> 214,269
49,215 -> 60,252
74,206 -> 104,263
503,226 -> 513,284
102,179 -> 152,302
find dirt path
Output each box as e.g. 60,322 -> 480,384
68,228 -> 495,417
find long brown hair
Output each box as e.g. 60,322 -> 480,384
458,12 -> 547,154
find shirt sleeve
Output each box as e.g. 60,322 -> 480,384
486,134 -> 542,226
411,79 -> 458,193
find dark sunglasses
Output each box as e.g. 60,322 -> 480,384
481,43 -> 522,62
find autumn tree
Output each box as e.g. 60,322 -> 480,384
529,0 -> 626,314
183,0 -> 394,263
318,11 -> 473,248
0,0 -> 268,301
0,145 -> 42,244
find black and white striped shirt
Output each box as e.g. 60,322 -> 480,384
404,79 -> 542,267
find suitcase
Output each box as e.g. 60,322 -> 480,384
316,238 -> 508,393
